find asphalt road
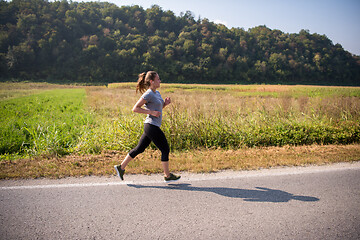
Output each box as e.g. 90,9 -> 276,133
1,162 -> 360,240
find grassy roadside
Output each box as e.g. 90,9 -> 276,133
1,144 -> 359,179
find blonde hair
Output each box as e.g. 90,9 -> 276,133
136,71 -> 158,93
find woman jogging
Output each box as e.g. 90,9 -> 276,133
114,71 -> 181,183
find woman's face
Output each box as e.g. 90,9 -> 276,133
151,74 -> 161,88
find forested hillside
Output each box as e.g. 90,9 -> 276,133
1,0 -> 359,85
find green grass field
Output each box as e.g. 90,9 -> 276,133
0,86 -> 95,158
0,82 -> 359,178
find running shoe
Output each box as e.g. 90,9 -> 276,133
114,165 -> 125,180
164,173 -> 181,183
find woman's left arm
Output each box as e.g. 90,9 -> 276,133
163,97 -> 171,108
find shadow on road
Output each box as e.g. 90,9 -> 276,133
127,183 -> 319,203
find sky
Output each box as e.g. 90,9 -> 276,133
72,0 -> 360,55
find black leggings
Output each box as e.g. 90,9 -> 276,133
128,123 -> 170,162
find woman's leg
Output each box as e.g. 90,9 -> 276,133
161,161 -> 170,178
115,130 -> 151,180
144,124 -> 171,177
122,132 -> 151,169
120,154 -> 133,169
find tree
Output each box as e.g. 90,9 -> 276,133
0,0 -> 359,85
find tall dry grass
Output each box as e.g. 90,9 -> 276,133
79,83 -> 360,154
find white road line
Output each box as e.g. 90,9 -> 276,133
1,162 -> 359,190
1,181 -> 142,190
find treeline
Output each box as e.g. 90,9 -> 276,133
1,0 -> 359,85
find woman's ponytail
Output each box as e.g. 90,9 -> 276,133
136,72 -> 147,93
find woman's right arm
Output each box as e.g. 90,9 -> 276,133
132,97 -> 161,117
